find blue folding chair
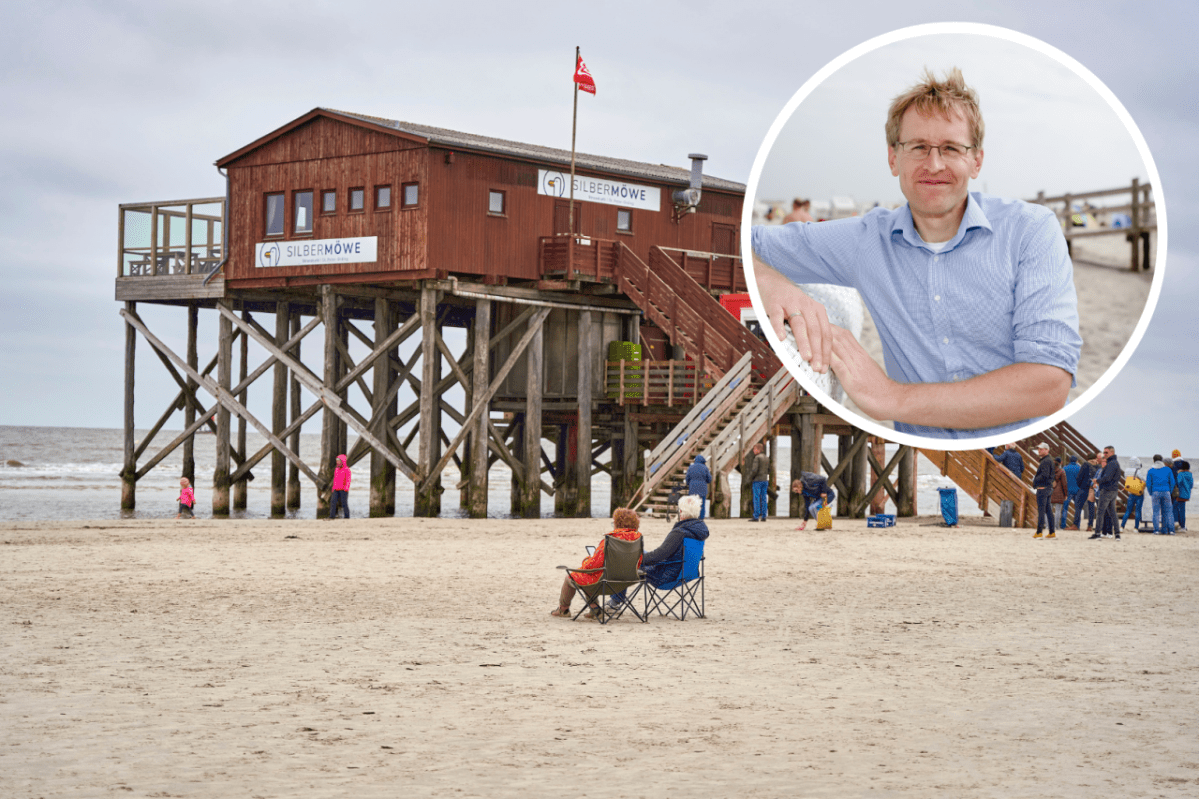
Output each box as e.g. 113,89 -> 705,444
643,538 -> 705,620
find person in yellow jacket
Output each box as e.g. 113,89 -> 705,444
1121,459 -> 1145,531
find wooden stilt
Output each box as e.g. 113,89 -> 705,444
554,424 -> 572,515
286,307 -> 302,510
790,412 -> 803,518
575,310 -> 593,518
519,315 -> 544,518
318,286 -> 337,517
121,301 -> 137,511
898,446 -> 916,516
510,415 -> 524,517
271,301 -> 288,516
182,302 -> 198,487
870,438 -> 887,515
213,300 -> 233,515
415,285 -> 442,517
233,308 -> 249,511
337,317 -> 349,463
370,298 -> 396,517
850,430 -> 868,518
469,298 -> 491,518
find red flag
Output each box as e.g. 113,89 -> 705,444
574,54 -> 596,95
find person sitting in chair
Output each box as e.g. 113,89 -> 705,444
607,495 -> 710,611
552,508 -> 642,620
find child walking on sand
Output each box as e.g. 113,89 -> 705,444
329,454 -> 351,519
176,477 -> 194,519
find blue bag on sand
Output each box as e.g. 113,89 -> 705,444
938,487 -> 958,527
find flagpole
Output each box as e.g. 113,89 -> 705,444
569,46 -> 579,239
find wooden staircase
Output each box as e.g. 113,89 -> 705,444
919,419 -> 1115,528
630,353 -> 754,514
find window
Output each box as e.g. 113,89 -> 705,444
376,185 -> 391,210
265,193 -> 284,237
294,190 -> 313,234
488,190 -> 505,215
349,187 -> 365,212
617,208 -> 632,233
322,190 -> 337,214
402,182 -> 419,208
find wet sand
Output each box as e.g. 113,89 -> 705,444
2,515 -> 1196,797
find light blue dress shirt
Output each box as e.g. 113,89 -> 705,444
751,192 -> 1082,439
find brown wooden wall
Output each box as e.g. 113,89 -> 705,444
223,113 -> 743,288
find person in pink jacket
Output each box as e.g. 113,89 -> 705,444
329,454 -> 352,519
176,477 -> 194,519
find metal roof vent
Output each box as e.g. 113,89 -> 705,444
672,153 -> 707,221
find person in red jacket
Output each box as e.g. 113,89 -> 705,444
329,454 -> 352,519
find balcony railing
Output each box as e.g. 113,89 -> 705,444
118,197 -> 225,278
605,359 -> 716,407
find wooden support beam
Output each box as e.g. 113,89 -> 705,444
370,298 -> 397,517
417,306 -> 552,495
216,300 -> 414,483
520,311 -> 544,518
415,286 -> 443,517
271,301 -> 289,516
575,310 -> 593,517
121,301 -> 136,510
898,446 -> 916,517
183,302 -> 198,487
119,308 -> 325,494
469,298 -> 491,518
287,309 -> 302,510
319,287 -> 338,516
850,429 -> 868,518
234,309 -> 250,510
214,302 -> 233,515
231,397 -> 323,484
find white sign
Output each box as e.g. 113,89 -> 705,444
255,237 -> 378,268
538,169 -> 660,211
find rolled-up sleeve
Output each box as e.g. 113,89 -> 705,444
751,219 -> 862,288
1011,207 -> 1083,384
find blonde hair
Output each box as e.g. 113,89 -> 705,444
885,67 -> 984,149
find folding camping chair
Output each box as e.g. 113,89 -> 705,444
643,538 -> 705,620
558,535 -> 647,624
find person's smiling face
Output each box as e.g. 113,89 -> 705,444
888,105 -> 984,228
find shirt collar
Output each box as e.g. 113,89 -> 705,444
891,191 -> 993,252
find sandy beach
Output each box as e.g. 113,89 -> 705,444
3,515 -> 1196,797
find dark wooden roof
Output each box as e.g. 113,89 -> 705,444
217,107 -> 745,194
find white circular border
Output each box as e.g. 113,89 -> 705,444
741,21 -> 1168,452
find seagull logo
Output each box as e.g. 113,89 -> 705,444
259,243 -> 281,267
542,171 -> 567,197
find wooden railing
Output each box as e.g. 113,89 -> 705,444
119,197 -> 225,277
707,366 -> 799,476
537,235 -> 619,281
1030,179 -> 1155,271
920,448 -> 1035,527
605,359 -> 716,407
656,246 -> 747,294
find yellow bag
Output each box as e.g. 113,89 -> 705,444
1125,475 -> 1145,496
816,503 -> 833,530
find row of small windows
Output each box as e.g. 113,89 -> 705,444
265,184 -> 419,237
264,187 -> 634,237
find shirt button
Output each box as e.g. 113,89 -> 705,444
934,295 -> 941,302
933,256 -> 940,263
942,337 -> 949,344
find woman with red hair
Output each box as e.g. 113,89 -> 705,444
551,508 -> 642,620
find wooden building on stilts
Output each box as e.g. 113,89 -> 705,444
116,107 -> 919,520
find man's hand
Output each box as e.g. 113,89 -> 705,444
752,256 -> 832,373
829,323 -> 1072,430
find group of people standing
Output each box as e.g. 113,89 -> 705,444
1003,442 -> 1193,539
683,447 -> 832,529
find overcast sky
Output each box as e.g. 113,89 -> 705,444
1,1 -> 1195,457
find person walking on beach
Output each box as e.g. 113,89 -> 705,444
752,67 -> 1080,438
329,454 -> 352,519
1091,445 -> 1122,540
1145,455 -> 1176,535
1067,456 -> 1095,531
685,454 -> 712,521
1032,443 -> 1056,539
747,443 -> 770,522
176,477 -> 194,519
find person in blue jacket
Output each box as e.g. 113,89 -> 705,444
685,454 -> 712,521
1145,455 -> 1177,535
1068,456 -> 1094,530
1061,454 -> 1081,528
1174,460 -> 1192,532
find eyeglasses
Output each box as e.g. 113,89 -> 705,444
895,141 -> 976,161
